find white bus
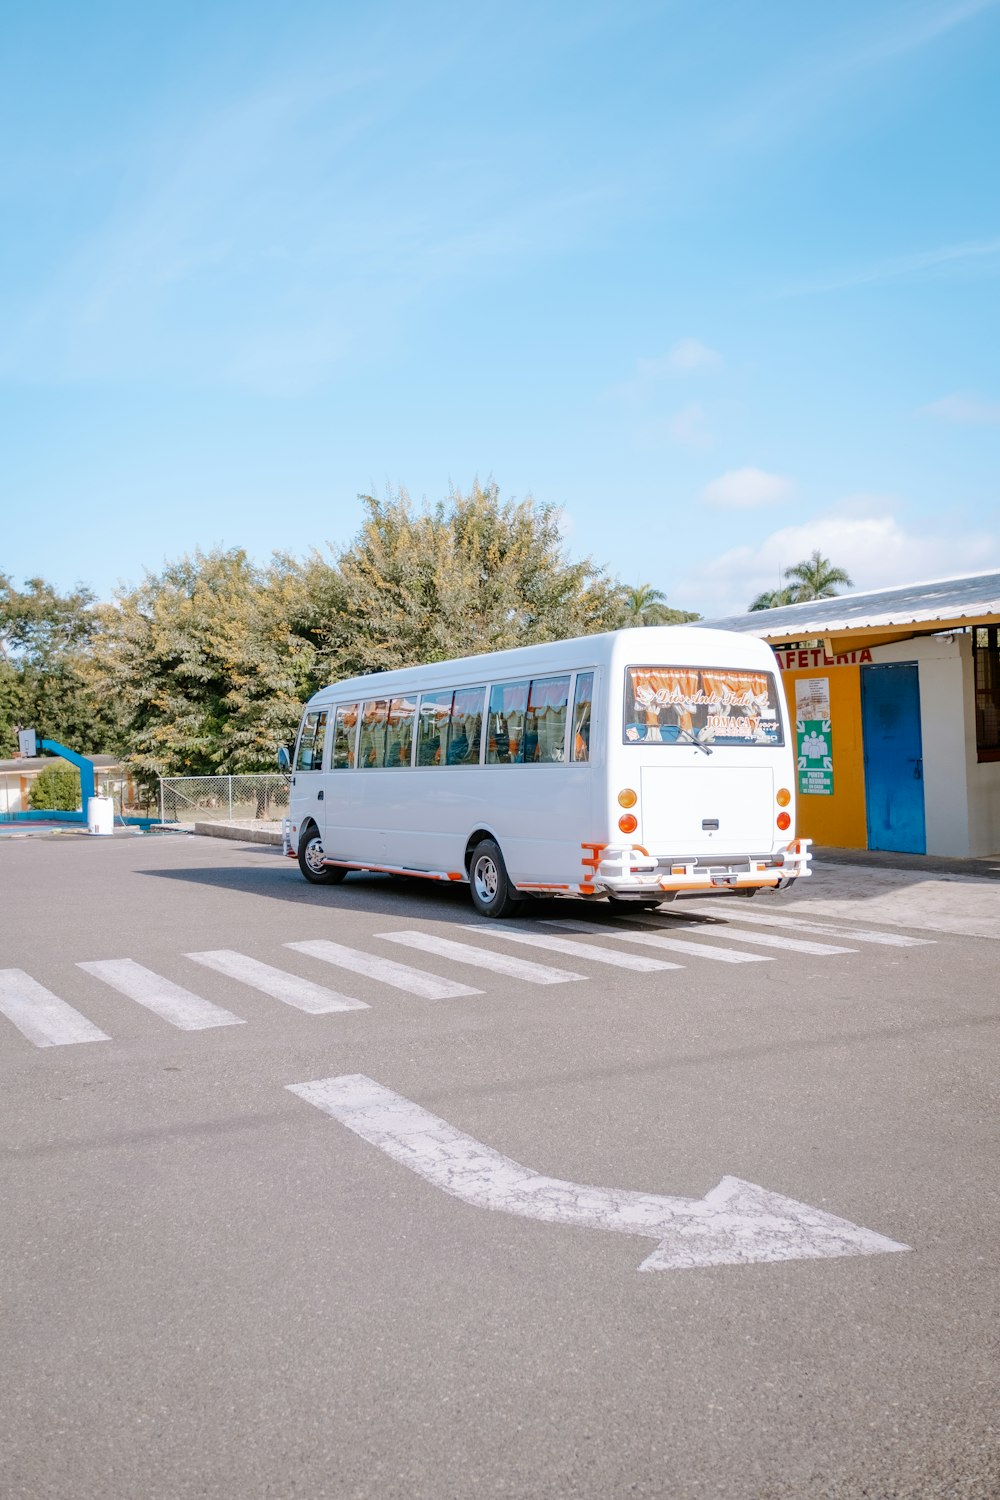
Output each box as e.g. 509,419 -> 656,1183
281,626 -> 811,917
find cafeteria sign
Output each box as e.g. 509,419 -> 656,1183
795,678 -> 833,796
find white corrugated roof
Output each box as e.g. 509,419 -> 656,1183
699,569 -> 1000,638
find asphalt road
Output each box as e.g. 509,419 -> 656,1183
1,830 -> 998,1499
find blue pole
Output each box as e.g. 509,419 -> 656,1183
39,739 -> 96,810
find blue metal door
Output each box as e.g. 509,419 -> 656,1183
861,663 -> 925,853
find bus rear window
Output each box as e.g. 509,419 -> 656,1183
624,666 -> 784,747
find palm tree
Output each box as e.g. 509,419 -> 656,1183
748,586 -> 798,612
622,583 -> 674,626
782,550 -> 853,602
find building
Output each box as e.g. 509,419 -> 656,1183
701,570 -> 1000,858
0,754 -> 130,817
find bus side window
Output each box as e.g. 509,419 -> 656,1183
528,675 -> 570,763
450,686 -> 485,765
571,673 -> 594,763
358,700 -> 389,768
417,691 -> 452,766
486,681 -> 528,764
295,710 -> 329,771
331,704 -> 359,769
385,696 -> 416,768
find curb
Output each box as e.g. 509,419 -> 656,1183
193,820 -> 283,846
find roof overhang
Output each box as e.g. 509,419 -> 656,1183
698,570 -> 1000,650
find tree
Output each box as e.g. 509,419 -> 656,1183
622,582 -> 701,626
89,549 -> 318,783
782,550 -> 854,602
27,760 -> 80,811
748,586 -> 798,612
313,481 -> 628,679
747,552 -> 854,612
0,574 -> 113,757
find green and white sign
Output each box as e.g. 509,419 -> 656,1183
795,678 -> 833,796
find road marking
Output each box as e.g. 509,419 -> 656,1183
186,950 -> 369,1013
669,924 -> 855,956
379,931 -> 583,985
285,939 -> 481,1001
0,969 -> 110,1048
460,924 -> 681,972
676,903 -> 934,947
288,1073 -> 910,1271
77,959 -> 245,1031
544,919 -> 769,964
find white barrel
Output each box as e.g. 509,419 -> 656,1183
87,796 -> 115,836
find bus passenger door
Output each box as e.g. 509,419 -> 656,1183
292,708 -> 329,845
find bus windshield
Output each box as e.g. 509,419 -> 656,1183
624,666 -> 784,747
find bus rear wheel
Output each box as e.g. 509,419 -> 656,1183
297,825 -> 347,885
469,838 -> 523,919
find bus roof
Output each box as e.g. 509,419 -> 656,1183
304,626 -> 778,707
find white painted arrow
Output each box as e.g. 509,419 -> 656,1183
287,1074 -> 909,1271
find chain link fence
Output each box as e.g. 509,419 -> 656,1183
158,774 -> 291,825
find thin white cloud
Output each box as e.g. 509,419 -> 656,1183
862,0 -> 1000,62
676,506 -> 1000,617
922,392 -> 1000,425
666,403 -> 713,450
701,468 -> 794,509
664,338 -> 723,372
778,235 -> 1000,298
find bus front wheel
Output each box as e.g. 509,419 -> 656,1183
469,838 -> 523,919
297,825 -> 346,885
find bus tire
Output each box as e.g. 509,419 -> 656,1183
297,824 -> 346,885
469,838 -> 523,919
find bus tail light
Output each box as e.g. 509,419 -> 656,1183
618,788 -> 637,808
776,811 -> 791,831
776,787 -> 791,807
618,813 -> 638,834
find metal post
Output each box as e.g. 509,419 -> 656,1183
159,779 -> 164,825
228,777 -> 233,820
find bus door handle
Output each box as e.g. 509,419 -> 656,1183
912,759 -> 922,781
317,789 -> 324,801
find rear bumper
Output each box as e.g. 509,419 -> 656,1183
587,839 -> 812,894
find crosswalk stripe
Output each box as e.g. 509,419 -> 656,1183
379,930 -> 583,985
544,919 -> 770,964
669,924 -> 855,956
676,903 -> 933,947
77,959 -> 245,1031
285,939 -> 481,1000
460,924 -> 682,972
0,969 -> 110,1048
186,950 -> 369,1013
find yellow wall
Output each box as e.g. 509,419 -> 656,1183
781,665 -> 868,849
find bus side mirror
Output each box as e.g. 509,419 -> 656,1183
277,746 -> 291,772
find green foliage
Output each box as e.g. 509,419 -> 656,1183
90,549 -> 318,783
748,553 -> 854,612
27,760 -> 81,811
622,582 -> 701,625
748,587 -> 798,612
783,550 -> 854,601
0,573 -> 115,757
314,481 -> 629,678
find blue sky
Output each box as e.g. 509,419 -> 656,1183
2,0 -> 999,616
